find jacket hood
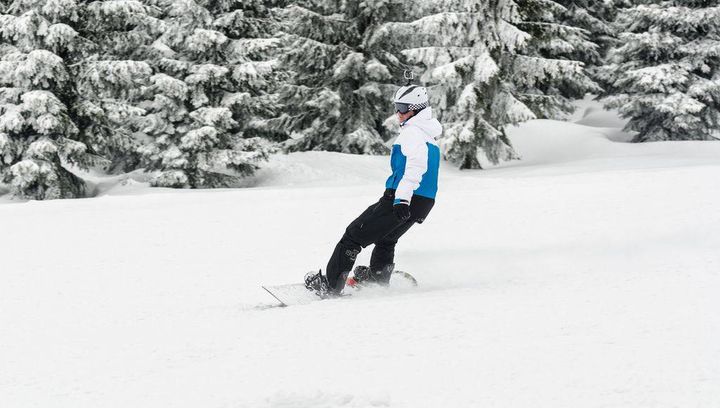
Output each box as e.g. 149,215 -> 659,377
403,107 -> 442,139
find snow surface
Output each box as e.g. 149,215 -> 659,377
1,99 -> 720,407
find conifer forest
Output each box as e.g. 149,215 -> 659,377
1,0 -> 718,199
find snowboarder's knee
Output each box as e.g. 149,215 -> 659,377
339,234 -> 363,251
342,226 -> 374,248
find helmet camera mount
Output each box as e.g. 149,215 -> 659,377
403,70 -> 414,86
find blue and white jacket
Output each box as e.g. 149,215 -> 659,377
385,107 -> 442,206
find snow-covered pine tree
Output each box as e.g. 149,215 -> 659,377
514,0 -> 602,116
368,0 -> 531,169
370,0 -> 598,169
0,0 -> 93,199
213,0 -> 285,142
601,1 -> 720,142
74,0 -> 163,172
138,0 -> 272,188
554,1 -> 627,65
275,0 -> 404,154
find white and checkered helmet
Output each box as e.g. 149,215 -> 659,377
393,85 -> 429,113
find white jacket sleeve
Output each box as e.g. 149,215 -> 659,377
395,131 -> 428,203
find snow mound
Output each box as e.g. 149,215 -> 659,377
249,151 -> 388,189
568,94 -> 631,132
498,97 -> 720,174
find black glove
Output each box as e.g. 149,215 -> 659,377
393,200 -> 411,221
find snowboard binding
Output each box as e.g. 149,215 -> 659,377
304,270 -> 334,298
304,269 -> 328,291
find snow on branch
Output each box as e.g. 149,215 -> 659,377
511,55 -> 585,87
622,5 -> 720,35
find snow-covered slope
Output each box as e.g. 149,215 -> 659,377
1,101 -> 719,408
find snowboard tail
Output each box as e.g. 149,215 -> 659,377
260,283 -> 324,307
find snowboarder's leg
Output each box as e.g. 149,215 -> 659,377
325,196 -> 402,292
369,219 -> 416,283
325,238 -> 362,292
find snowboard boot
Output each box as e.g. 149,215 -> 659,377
347,264 -> 395,287
347,265 -> 370,288
370,263 -> 395,285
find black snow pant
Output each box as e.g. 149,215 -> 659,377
326,189 -> 434,292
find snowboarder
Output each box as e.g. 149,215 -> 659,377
305,84 -> 443,296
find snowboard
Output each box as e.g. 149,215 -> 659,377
261,270 -> 417,307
